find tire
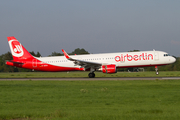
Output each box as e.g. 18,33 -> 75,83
88,73 -> 95,78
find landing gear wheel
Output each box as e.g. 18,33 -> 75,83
88,73 -> 95,78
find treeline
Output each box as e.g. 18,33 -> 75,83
0,48 -> 180,72
49,48 -> 89,56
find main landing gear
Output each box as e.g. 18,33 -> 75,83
88,68 -> 96,78
88,72 -> 95,78
155,66 -> 159,75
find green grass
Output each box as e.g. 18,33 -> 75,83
0,71 -> 180,78
0,80 -> 180,120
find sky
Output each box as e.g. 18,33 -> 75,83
1,0 -> 180,57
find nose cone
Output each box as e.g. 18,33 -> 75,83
171,57 -> 176,63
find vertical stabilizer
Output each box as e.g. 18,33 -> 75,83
7,36 -> 34,60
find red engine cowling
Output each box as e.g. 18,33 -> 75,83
102,64 -> 117,74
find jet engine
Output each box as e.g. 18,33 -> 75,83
102,64 -> 117,74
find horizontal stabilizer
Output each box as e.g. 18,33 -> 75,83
6,60 -> 24,66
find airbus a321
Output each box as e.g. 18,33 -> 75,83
6,36 -> 176,78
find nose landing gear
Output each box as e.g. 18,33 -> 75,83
155,66 -> 159,75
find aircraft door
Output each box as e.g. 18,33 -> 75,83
154,52 -> 159,61
32,59 -> 37,67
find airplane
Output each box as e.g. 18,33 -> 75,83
6,36 -> 176,78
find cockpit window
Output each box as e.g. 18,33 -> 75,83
164,54 -> 170,57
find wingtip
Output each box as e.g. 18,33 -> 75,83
62,49 -> 70,59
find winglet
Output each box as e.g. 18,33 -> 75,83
62,49 -> 70,59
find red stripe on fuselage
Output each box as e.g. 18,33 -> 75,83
14,59 -> 84,72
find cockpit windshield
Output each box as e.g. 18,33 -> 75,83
164,54 -> 170,57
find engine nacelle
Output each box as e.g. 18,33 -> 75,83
102,64 -> 117,74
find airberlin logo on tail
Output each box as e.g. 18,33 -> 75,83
9,40 -> 24,57
115,53 -> 153,62
13,45 -> 22,53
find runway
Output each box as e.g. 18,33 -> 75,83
0,77 -> 180,81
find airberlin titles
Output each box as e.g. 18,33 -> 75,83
115,53 -> 153,62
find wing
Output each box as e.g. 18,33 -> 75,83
62,49 -> 102,70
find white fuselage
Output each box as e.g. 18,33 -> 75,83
36,50 -> 175,69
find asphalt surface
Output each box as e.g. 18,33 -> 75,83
0,77 -> 180,81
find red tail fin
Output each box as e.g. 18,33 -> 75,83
7,36 -> 34,60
